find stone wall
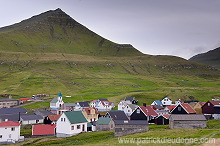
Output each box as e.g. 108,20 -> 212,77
170,120 -> 206,129
114,124 -> 148,137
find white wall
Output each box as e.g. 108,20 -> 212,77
21,119 -> 43,125
0,126 -> 20,142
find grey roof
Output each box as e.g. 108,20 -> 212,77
0,113 -> 35,122
107,111 -> 128,120
114,120 -> 148,125
50,97 -> 58,103
77,102 -> 89,107
20,114 -> 43,120
99,99 -> 108,101
170,114 -> 206,121
125,97 -> 135,101
0,107 -> 27,115
64,103 -> 76,107
127,104 -> 138,110
35,110 -> 53,116
0,99 -> 19,102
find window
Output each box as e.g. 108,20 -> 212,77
208,103 -> 210,106
128,110 -> 130,112
9,134 -> 11,138
0,135 -> 2,138
71,126 -> 74,130
61,118 -> 63,121
77,125 -> 81,129
137,109 -> 140,114
11,127 -> 15,131
36,120 -> 39,123
178,107 -> 181,111
64,118 -> 65,122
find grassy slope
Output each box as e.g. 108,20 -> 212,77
16,120 -> 220,146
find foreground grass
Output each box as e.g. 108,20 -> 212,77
15,120 -> 220,146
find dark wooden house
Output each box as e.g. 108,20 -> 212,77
171,103 -> 196,114
155,114 -> 170,125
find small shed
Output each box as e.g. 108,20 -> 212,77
96,117 -> 114,131
156,114 -> 170,125
169,114 -> 207,129
114,120 -> 148,137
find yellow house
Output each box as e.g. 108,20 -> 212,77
82,107 -> 99,122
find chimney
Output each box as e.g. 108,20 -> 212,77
143,103 -> 146,107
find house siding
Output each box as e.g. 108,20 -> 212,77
171,105 -> 188,114
169,120 -> 206,129
0,126 -> 20,143
114,124 -> 148,137
130,108 -> 148,120
202,102 -> 214,114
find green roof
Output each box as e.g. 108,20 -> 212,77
64,103 -> 76,107
64,111 -> 87,124
51,97 -> 58,103
127,104 -> 138,110
97,117 -> 112,125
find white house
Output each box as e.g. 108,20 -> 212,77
0,121 -> 24,143
151,100 -> 163,106
123,104 -> 138,117
161,97 -> 172,106
50,93 -> 64,114
56,111 -> 88,137
118,100 -> 132,110
20,114 -> 44,125
91,99 -> 114,112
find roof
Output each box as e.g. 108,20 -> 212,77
35,111 -> 53,116
198,102 -> 206,106
64,111 -> 87,124
99,99 -> 108,101
179,103 -> 196,114
0,121 -> 20,127
156,114 -> 170,119
114,120 -> 148,125
48,114 -> 61,121
83,107 -> 98,115
77,102 -> 89,107
50,97 -> 59,103
152,105 -> 164,110
153,100 -> 163,105
0,107 -> 27,115
0,99 -> 18,102
64,103 -> 76,107
170,114 -> 206,121
139,106 -> 158,117
0,113 -> 35,122
97,117 -> 112,125
125,97 -> 135,101
165,105 -> 176,111
32,124 -> 56,135
20,114 -> 43,121
209,100 -> 220,106
107,111 -> 128,120
19,98 -> 30,101
127,104 -> 138,110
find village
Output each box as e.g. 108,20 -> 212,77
0,93 -> 220,144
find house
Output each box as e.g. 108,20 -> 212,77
124,97 -> 138,104
0,107 -> 27,115
32,124 -> 56,136
213,105 -> 220,119
192,102 -> 206,114
118,100 -> 131,110
130,106 -> 158,123
20,114 -> 44,125
87,121 -> 96,132
90,100 -> 97,108
123,104 -> 138,117
175,99 -> 184,105
155,114 -> 170,125
96,117 -> 115,131
92,99 -> 114,112
0,121 -> 24,144
161,97 -> 172,106
34,110 -> 53,119
74,102 -> 90,111
44,114 -> 61,124
202,100 -> 220,115
169,114 -> 207,129
0,99 -> 20,108
114,120 -> 148,137
151,100 -> 163,106
82,107 -> 99,122
56,111 -> 88,137
59,103 -> 76,113
164,105 -> 176,113
50,93 -> 64,114
170,103 -> 196,114
19,98 -> 30,104
105,111 -> 128,121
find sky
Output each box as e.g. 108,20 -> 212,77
1,0 -> 220,59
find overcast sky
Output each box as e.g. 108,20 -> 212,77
1,0 -> 220,59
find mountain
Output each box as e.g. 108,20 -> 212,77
0,8 -> 142,57
189,47 -> 220,69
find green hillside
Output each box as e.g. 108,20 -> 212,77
0,9 -> 219,105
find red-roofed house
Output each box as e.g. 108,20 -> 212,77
164,105 -> 176,113
0,121 -> 24,143
130,106 -> 158,123
19,98 -> 30,103
44,115 -> 61,124
171,103 -> 196,114
202,100 -> 220,114
32,124 -> 56,136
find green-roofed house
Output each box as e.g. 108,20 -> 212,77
96,117 -> 115,131
56,111 -> 88,137
123,104 -> 139,117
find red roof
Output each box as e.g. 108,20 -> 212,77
180,103 -> 196,114
83,107 -> 98,115
162,114 -> 170,119
48,115 -> 61,121
139,106 -> 158,117
32,124 -> 56,136
165,105 -> 176,111
209,100 -> 220,106
0,121 -> 20,127
19,98 -> 30,101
